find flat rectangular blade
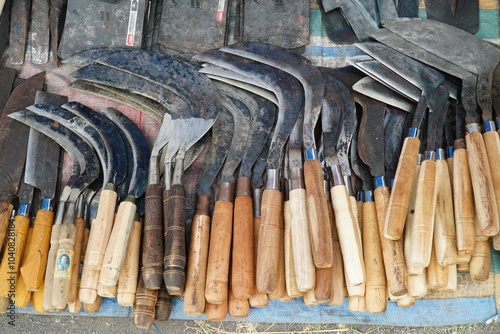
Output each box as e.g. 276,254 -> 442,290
0,67 -> 16,115
31,0 -> 50,64
9,0 -> 31,65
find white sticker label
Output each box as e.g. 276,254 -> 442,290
126,0 -> 139,46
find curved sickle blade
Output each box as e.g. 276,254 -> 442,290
62,47 -> 128,67
100,107 -> 150,199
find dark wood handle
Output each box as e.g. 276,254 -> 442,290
68,218 -> 85,303
52,222 -> 77,309
117,220 -> 142,307
385,136 -> 420,240
304,159 -> 333,268
155,285 -> 172,321
184,196 -> 210,315
20,209 -> 54,291
142,184 -> 164,290
470,239 -> 491,281
248,216 -> 269,308
163,185 -> 187,295
0,201 -> 13,254
133,275 -> 158,329
232,177 -> 255,299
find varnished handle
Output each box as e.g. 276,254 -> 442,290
133,275 -> 158,329
426,245 -> 448,289
85,189 -> 118,268
249,216 -> 269,308
362,201 -> 387,315
117,219 -> 142,307
14,227 -> 34,307
284,199 -> 303,298
155,285 -> 172,321
304,159 -> 333,268
330,185 -> 365,286
142,184 -> 164,290
52,222 -> 77,309
232,177 -> 255,299
466,132 -> 499,236
184,195 -> 210,315
328,208 -> 346,306
0,201 -> 13,254
20,209 -> 54,291
68,217 -> 85,303
256,188 -> 282,294
100,200 -> 137,287
470,239 -> 491,281
453,145 -> 476,255
374,186 -> 407,297
0,215 -> 30,297
164,184 -> 187,295
483,131 -> 500,233
384,136 -> 420,240
434,159 -> 457,266
205,184 -> 233,304
289,188 -> 315,292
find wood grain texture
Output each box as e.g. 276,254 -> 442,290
117,220 -> 142,307
133,275 -> 158,328
396,294 -> 415,308
249,216 -> 269,308
0,296 -> 9,313
314,267 -> 331,303
205,300 -> 227,321
155,286 -> 172,321
384,136 -> 420,240
78,265 -> 100,304
284,200 -> 303,298
405,163 -> 421,275
483,131 -> 500,234
68,218 -> 85,303
304,159 -> 333,268
97,282 -> 117,298
439,264 -> 457,293
303,289 -> 319,306
348,295 -> 367,312
0,202 -> 13,255
67,298 -> 82,313
228,287 -> 249,318
52,223 -> 77,309
470,239 -> 491,281
426,245 -> 448,289
269,205 -> 289,302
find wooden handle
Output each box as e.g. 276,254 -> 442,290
304,159 -> 333,268
0,297 -> 9,313
163,184 -> 187,295
255,188 -> 282,294
205,300 -> 227,321
155,286 -> 172,321
362,201 -> 387,314
447,156 -> 454,190
396,295 -> 415,308
404,163 -> 421,274
52,222 -> 77,309
328,209 -> 346,306
100,200 -> 137,287
348,296 -> 367,313
466,132 -> 499,236
31,281 -> 47,313
231,177 -> 255,299
330,185 -> 365,286
408,159 -> 437,270
228,288 -> 250,318
408,272 -> 428,299
142,184 -> 164,290
426,245 -> 448,289
284,200 -> 303,298
133,275 -> 158,329
117,219 -> 142,307
68,217 -> 85,303
184,196 -> 210,315
0,201 -> 13,254
470,239 -> 491,281
303,289 -> 319,306
453,147 -> 476,255
269,206 -> 290,302
374,186 -> 407,297
20,209 -> 54,291
84,295 -> 102,313
314,268 -> 331,303
440,263 -> 457,292
14,227 -> 34,308
205,198 -> 233,304
434,160 -> 458,266
0,215 -> 30,297
67,298 -> 82,313
493,232 -> 500,251
384,136 -> 420,240
289,188 -> 315,292
97,282 -> 117,297
78,265 -> 100,304
249,216 -> 269,308
483,130 -> 500,234
85,189 -> 118,269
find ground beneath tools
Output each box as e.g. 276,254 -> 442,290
2,315 -> 500,334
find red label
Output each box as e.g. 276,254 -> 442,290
216,11 -> 224,22
297,14 -> 304,25
127,34 -> 135,46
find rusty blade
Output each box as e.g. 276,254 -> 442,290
31,0 -> 50,64
9,0 -> 31,65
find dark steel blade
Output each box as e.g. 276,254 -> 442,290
425,0 -> 479,33
17,177 -> 34,207
49,0 -> 67,66
251,131 -> 273,191
62,47 -> 127,67
350,106 -> 373,191
31,0 -> 50,64
0,67 -> 16,115
8,0 -> 30,65
384,106 -> 407,181
288,109 -> 304,171
0,0 -> 11,60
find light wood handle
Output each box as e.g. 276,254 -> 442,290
205,299 -> 227,321
228,287 -> 250,318
484,131 -> 500,233
330,185 -> 365,286
249,216 -> 269,308
396,294 -> 415,308
205,199 -> 233,304
31,281 -> 47,313
0,201 -> 13,254
434,159 -> 457,266
447,156 -> 454,191
52,222 -> 77,309
374,186 -> 407,297
493,232 -> 500,251
163,184 -> 187,295
269,207 -> 289,302
408,272 -> 428,299
100,200 -> 137,287
404,162 -> 420,273
348,295 -> 367,313
440,263 -> 457,293
155,286 -> 172,321
232,177 -> 255,299
255,188 -> 282,294
470,239 -> 491,281
84,295 -> 102,313
133,275 -> 158,329
409,159 -> 437,270
97,282 -> 117,298
303,289 -> 319,306
304,159 -> 333,268
78,265 -> 100,304
184,197 -> 210,315
67,298 -> 82,313
117,219 -> 142,307
142,184 -> 164,290
20,209 -> 54,291
384,136 -> 420,240
466,132 -> 499,236
85,189 -> 118,268
363,201 -> 387,314
426,245 -> 448,289
328,209 -> 346,306
0,215 -> 30,297
284,200 -> 303,298
289,188 -> 315,292
14,227 -> 33,308
453,147 -> 476,255
68,218 -> 85,303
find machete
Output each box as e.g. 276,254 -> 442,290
8,0 -> 30,65
0,72 -> 45,254
0,67 -> 16,115
31,0 -> 50,64
0,0 -> 10,60
424,0 -> 479,33
49,0 -> 67,66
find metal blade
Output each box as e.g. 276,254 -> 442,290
31,0 -> 50,64
0,0 -> 11,60
288,110 -> 304,171
0,67 -> 16,115
384,106 -> 407,181
8,0 -> 30,65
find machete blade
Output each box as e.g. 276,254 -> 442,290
0,67 -> 16,115
8,0 -> 30,65
384,106 -> 408,182
424,0 -> 479,33
0,0 -> 11,60
31,0 -> 50,64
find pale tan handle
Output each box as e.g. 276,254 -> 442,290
408,272 -> 428,299
68,218 -> 85,303
447,156 -> 454,191
269,207 -> 289,302
362,201 -> 387,315
439,264 -> 457,293
98,282 -> 117,297
328,212 -> 346,306
385,136 -> 420,240
78,265 -> 100,304
117,220 -> 142,307
404,163 -> 421,275
43,224 -> 61,311
284,200 -> 303,298
466,132 -> 499,236
493,232 -> 500,251
249,216 -> 269,308
453,147 -> 476,255
52,223 -> 77,309
67,299 -> 82,313
426,245 -> 448,289
100,200 -> 137,287
483,131 -> 500,235
84,295 -> 102,313
348,295 -> 367,312
409,159 -> 437,270
470,239 -> 491,281
228,287 -> 250,318
85,189 -> 118,268
434,159 -> 458,266
289,188 -> 315,292
205,300 -> 227,321
303,289 -> 319,306
396,294 -> 415,308
330,185 -> 365,286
